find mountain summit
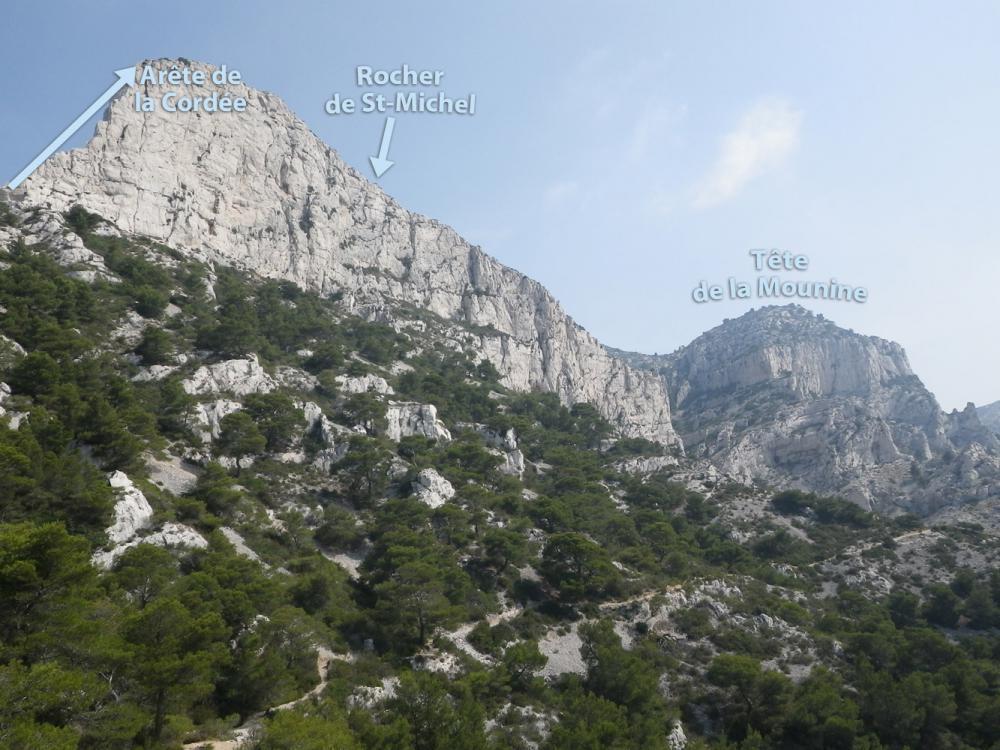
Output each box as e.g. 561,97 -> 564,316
614,305 -> 999,511
14,58 -> 677,446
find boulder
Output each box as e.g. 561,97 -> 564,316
412,468 -> 455,509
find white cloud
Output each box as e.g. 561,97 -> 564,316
693,98 -> 802,208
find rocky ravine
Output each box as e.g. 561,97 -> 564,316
612,305 -> 1000,512
11,58 -> 677,446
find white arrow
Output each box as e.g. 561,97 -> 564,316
8,66 -> 136,189
369,116 -> 396,178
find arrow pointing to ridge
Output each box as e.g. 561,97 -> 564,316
7,66 -> 137,190
369,116 -> 396,178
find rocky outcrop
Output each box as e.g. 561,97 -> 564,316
93,472 -> 208,568
497,449 -> 526,478
302,400 -> 349,470
979,400 -> 1000,435
139,522 -> 208,552
132,364 -> 178,382
950,404 -> 997,448
112,310 -> 148,348
146,454 -> 200,495
538,622 -> 586,677
412,468 -> 456,508
0,204 -> 110,279
656,306 -> 925,407
667,721 -> 687,750
104,471 -> 154,545
15,58 -> 677,446
191,399 -> 242,443
614,305 -> 1000,511
183,355 -> 277,397
385,402 -> 452,442
128,524 -> 207,566
456,422 -> 525,477
336,373 -> 394,395
302,401 -> 337,445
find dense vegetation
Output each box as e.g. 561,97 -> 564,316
2,216 -> 1000,749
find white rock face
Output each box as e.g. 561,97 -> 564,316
191,399 -> 242,443
385,402 -> 452,442
143,523 -> 209,551
538,622 -> 586,677
275,449 -> 307,464
948,402 -> 1000,450
665,307 -> 917,403
497,448 -> 526,477
302,401 -> 337,444
302,401 -> 349,470
618,305 -> 1000,511
614,455 -> 678,474
93,474 -> 208,569
18,58 -> 678,446
336,373 -> 394,395
132,364 -> 178,382
347,677 -> 399,709
104,471 -> 155,545
112,310 -> 148,347
146,454 -> 199,495
220,527 -> 262,563
4,209 -> 109,275
412,468 -> 456,508
320,547 -> 367,580
667,721 -> 687,750
183,355 -> 277,396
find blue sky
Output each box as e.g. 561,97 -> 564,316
2,1 -> 998,409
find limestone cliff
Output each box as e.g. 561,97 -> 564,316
13,59 -> 677,445
978,400 -> 1000,436
614,305 -> 999,512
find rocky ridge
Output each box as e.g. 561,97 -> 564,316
3,58 -> 994,516
12,58 -> 677,446
612,305 -> 1000,512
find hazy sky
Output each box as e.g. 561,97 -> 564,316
2,1 -> 998,409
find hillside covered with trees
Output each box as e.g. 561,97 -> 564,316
2,205 -> 1000,749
